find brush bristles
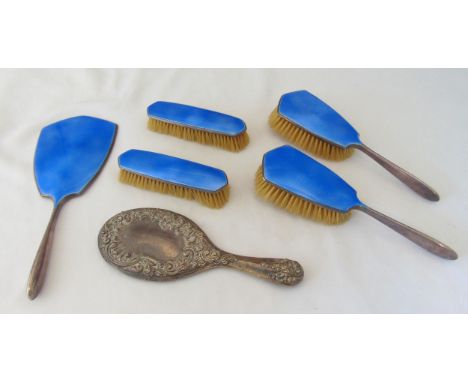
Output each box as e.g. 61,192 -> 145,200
255,167 -> 351,224
269,108 -> 354,160
120,169 -> 229,208
148,118 -> 249,152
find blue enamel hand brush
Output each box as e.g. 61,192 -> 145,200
147,101 -> 249,151
118,149 -> 229,208
269,90 -> 439,201
255,145 -> 457,260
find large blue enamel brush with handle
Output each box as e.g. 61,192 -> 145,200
269,90 -> 439,201
255,145 -> 457,260
30,116 -> 117,299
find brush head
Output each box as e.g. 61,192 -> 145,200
118,149 -> 229,208
270,90 -> 361,160
256,145 -> 363,224
256,167 -> 351,224
147,101 -> 249,151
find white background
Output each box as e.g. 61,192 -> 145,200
1,0 -> 468,381
0,68 -> 466,313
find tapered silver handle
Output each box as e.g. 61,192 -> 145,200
357,205 -> 457,260
357,144 -> 439,201
27,205 -> 61,299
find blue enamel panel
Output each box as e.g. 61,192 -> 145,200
147,101 -> 246,136
34,116 -> 117,206
262,145 -> 363,212
278,90 -> 361,148
118,150 -> 228,192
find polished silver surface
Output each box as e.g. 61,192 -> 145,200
357,144 -> 440,201
98,208 -> 304,286
27,204 -> 61,299
356,205 -> 457,260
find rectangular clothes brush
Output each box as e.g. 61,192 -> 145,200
118,149 -> 229,208
147,101 -> 249,151
255,145 -> 457,260
269,90 -> 439,201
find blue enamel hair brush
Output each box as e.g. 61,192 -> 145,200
269,90 -> 439,201
147,101 -> 249,151
119,149 -> 229,208
255,145 -> 457,260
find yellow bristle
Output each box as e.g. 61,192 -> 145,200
269,108 -> 354,160
255,167 -> 351,225
148,118 -> 249,152
119,169 -> 229,208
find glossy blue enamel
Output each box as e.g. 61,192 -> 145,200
278,90 -> 361,148
147,101 -> 246,136
262,146 -> 363,212
34,116 -> 117,207
119,150 -> 228,192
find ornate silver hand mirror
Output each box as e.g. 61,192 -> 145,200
98,208 -> 303,286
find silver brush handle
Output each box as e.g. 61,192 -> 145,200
27,205 -> 61,299
357,143 -> 440,201
357,205 -> 457,260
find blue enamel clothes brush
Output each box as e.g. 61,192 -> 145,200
255,145 -> 457,260
269,90 -> 439,201
147,101 -> 249,151
118,149 -> 229,208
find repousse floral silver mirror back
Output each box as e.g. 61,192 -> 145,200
98,208 -> 304,286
